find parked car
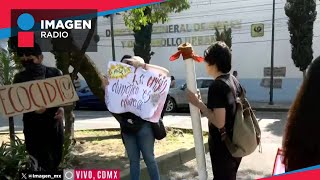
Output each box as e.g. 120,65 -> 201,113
165,77 -> 214,112
75,86 -> 107,110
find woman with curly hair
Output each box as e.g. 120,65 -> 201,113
282,56 -> 320,172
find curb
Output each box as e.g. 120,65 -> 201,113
252,107 -> 289,112
120,142 -> 209,180
0,128 -> 121,135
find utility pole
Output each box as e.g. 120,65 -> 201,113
269,0 -> 275,105
9,117 -> 15,146
110,14 -> 116,61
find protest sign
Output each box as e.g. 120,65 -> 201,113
0,75 -> 79,117
105,62 -> 171,123
272,148 -> 286,176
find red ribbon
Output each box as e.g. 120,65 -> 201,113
169,46 -> 204,62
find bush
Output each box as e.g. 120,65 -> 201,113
0,136 -> 76,179
0,136 -> 30,180
59,137 -> 77,169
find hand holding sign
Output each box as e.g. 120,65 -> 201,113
54,107 -> 64,121
35,107 -> 46,114
101,75 -> 109,89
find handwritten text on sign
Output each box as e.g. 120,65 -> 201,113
105,62 -> 170,123
0,75 -> 79,117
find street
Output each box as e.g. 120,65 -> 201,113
0,111 -> 287,179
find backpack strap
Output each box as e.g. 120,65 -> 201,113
217,75 -> 240,99
215,74 -> 242,138
229,75 -> 246,101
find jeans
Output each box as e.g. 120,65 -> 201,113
122,123 -> 160,180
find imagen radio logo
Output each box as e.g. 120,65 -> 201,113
16,13 -> 35,47
11,9 -> 98,52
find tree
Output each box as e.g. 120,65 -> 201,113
0,47 -> 20,145
123,0 -> 190,63
285,0 -> 317,78
215,26 -> 232,49
8,17 -> 102,140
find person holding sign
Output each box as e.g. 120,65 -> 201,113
102,55 -> 169,180
187,42 -> 242,180
12,43 -> 65,171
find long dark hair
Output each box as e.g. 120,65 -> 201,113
283,56 -> 320,171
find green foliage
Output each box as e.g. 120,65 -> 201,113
122,0 -> 189,63
215,26 -> 232,49
0,136 -> 76,179
0,136 -> 31,180
123,0 -> 190,31
133,8 -> 153,63
59,137 -> 76,169
0,51 -> 17,85
285,0 -> 317,72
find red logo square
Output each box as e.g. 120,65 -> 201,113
18,32 -> 34,47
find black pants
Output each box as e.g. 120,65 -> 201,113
24,120 -> 64,171
209,134 -> 242,180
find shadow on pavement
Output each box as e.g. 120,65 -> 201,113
237,169 -> 271,180
265,117 -> 287,137
165,163 -> 198,180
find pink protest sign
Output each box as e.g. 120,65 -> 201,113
272,148 -> 286,176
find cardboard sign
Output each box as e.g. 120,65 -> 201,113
105,62 -> 171,123
0,75 -> 79,117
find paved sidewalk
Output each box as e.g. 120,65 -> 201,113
166,112 -> 286,180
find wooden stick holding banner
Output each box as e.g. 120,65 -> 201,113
0,75 -> 79,118
170,43 -> 207,180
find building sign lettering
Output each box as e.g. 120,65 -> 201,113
106,20 -> 241,37
121,35 -> 216,48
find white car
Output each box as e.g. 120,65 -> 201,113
165,77 -> 214,112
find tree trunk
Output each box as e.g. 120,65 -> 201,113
51,17 -> 123,140
8,117 -> 15,146
68,52 -> 124,122
64,104 -> 76,138
51,50 -> 76,139
133,7 -> 153,64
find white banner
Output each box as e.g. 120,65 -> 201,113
105,62 -> 171,123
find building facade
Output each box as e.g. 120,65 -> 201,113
8,0 -> 320,103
